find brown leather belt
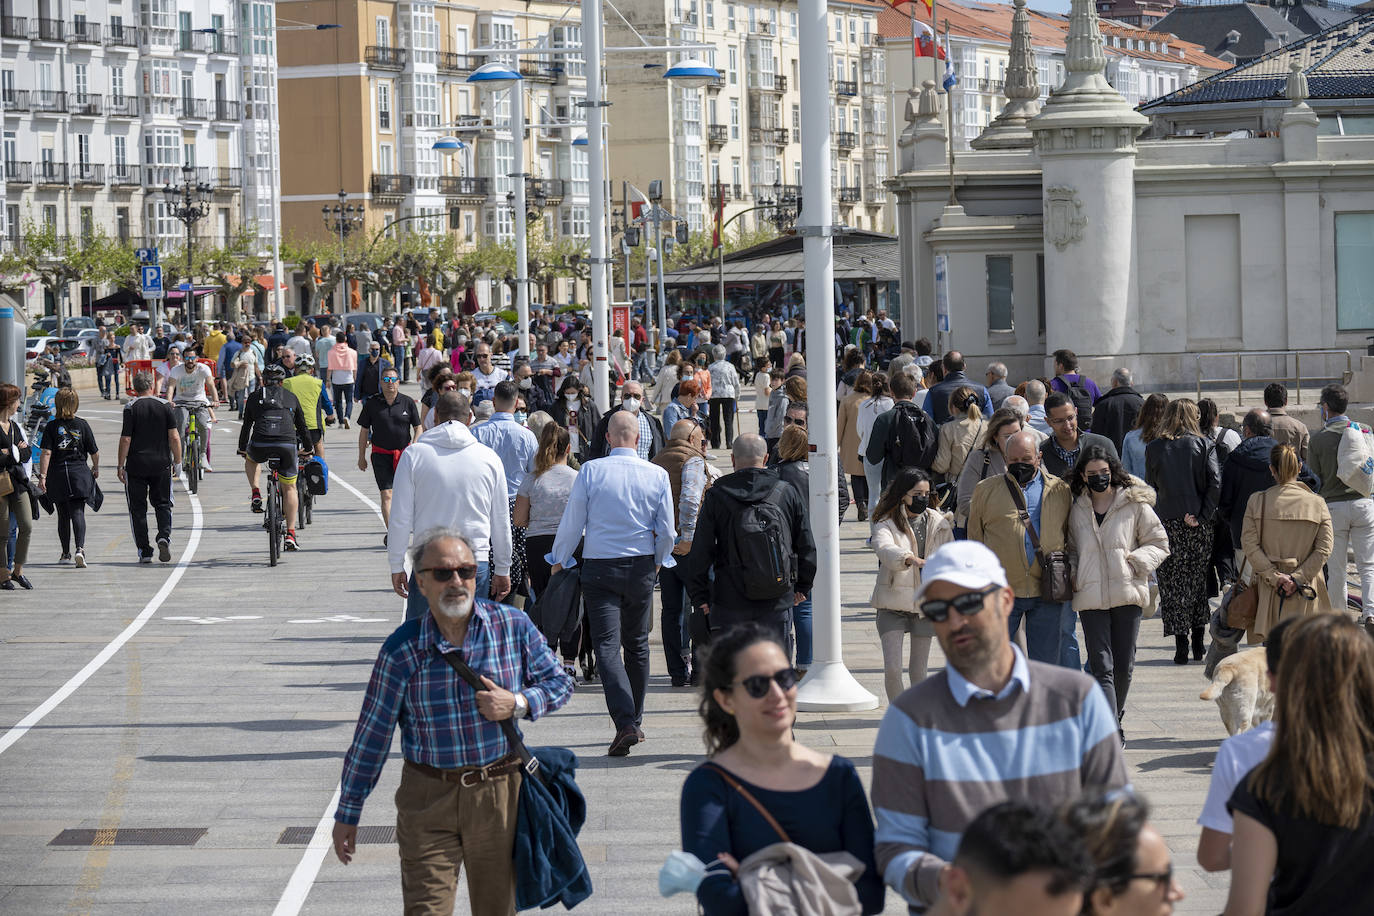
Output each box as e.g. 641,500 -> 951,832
405,755 -> 522,788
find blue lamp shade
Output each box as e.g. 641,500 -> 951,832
572,134 -> 588,147
664,58 -> 719,88
466,61 -> 522,87
432,136 -> 466,152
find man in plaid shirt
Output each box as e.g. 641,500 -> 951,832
332,527 -> 573,915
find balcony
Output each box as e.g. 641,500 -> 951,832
1,89 -> 28,112
966,77 -> 1005,95
438,175 -> 490,199
837,186 -> 861,203
68,20 -> 101,44
437,51 -> 481,75
143,166 -> 184,188
70,93 -> 102,116
834,79 -> 858,97
864,183 -> 885,203
72,162 -> 104,186
179,97 -> 209,120
208,166 -> 242,189
1,16 -> 26,39
519,62 -> 558,83
178,29 -> 212,52
748,126 -> 788,146
37,162 -> 69,186
365,45 -> 407,70
705,74 -> 724,92
105,23 -> 138,48
31,89 -> 67,114
3,161 -> 32,185
212,99 -> 240,121
208,31 -> 238,54
707,123 -> 729,146
371,173 -> 414,196
34,17 -> 64,41
110,163 -> 140,186
835,130 -> 857,152
709,182 -> 733,202
106,94 -> 137,117
526,178 -> 565,202
749,74 -> 786,94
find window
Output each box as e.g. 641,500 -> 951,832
728,47 -> 737,85
560,205 -> 589,237
113,136 -> 127,167
143,60 -> 175,96
863,19 -> 871,44
1036,254 -> 1046,337
116,207 -> 130,242
835,16 -> 842,42
112,67 -> 125,101
986,256 -> 1014,332
792,104 -> 800,129
849,18 -> 856,43
179,10 -> 193,49
550,26 -> 584,78
790,11 -> 797,37
80,208 -> 94,245
463,212 -> 475,244
706,1 -> 714,28
377,82 -> 391,130
74,65 -> 89,102
732,158 -> 741,188
4,204 -> 16,248
378,143 -> 393,173
377,17 -> 389,47
1337,213 -> 1374,330
483,205 -> 514,241
730,99 -> 740,138
77,134 -> 90,166
727,4 -> 735,29
748,6 -> 756,31
42,205 -> 57,229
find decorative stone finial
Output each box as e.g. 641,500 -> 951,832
900,80 -> 948,172
918,80 -> 942,119
972,0 -> 1041,149
1286,61 -> 1309,106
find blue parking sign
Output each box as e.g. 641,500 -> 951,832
141,264 -> 164,299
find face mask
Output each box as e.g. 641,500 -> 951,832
514,411 -> 528,425
518,377 -> 532,390
1008,462 -> 1037,486
622,396 -> 641,413
908,495 -> 929,514
659,850 -> 731,898
565,391 -> 580,403
1086,473 -> 1112,493
457,388 -> 471,399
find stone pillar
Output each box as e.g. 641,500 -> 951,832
1029,0 -> 1148,360
972,0 -> 1040,150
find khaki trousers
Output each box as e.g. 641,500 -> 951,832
395,760 -> 521,916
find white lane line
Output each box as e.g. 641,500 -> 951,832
327,471 -> 384,525
271,785 -> 343,916
0,474 -> 205,758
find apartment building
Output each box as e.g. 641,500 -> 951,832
276,0 -> 591,310
604,0 -> 891,238
0,0 -> 251,315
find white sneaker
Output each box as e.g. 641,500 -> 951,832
202,459 -> 213,473
74,549 -> 86,568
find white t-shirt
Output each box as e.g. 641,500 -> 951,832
1197,720 -> 1274,834
474,366 -> 508,391
169,362 -> 214,406
286,335 -> 312,358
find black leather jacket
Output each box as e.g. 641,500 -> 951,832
1144,434 -> 1220,522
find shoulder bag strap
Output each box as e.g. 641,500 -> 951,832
1004,475 -> 1043,555
434,646 -> 541,779
978,449 -> 992,482
703,763 -> 792,844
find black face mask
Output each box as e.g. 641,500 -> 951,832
1008,462 -> 1037,486
1086,473 -> 1112,493
908,495 -> 929,514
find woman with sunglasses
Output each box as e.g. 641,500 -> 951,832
1067,446 -> 1169,744
869,467 -> 952,703
1059,791 -> 1185,915
679,623 -> 885,915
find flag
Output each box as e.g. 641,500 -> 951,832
312,261 -> 322,284
942,34 -> 958,90
349,278 -> 361,308
627,183 -> 650,221
711,183 -> 725,250
419,276 -> 432,307
887,0 -> 934,14
914,18 -> 945,59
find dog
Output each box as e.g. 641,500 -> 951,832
1200,647 -> 1274,736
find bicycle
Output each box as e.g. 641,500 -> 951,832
264,457 -> 286,566
296,458 -> 313,529
181,408 -> 204,494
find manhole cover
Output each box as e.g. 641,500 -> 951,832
49,827 -> 208,847
277,825 -> 396,845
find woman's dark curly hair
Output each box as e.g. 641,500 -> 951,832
697,622 -> 788,756
1057,790 -> 1150,907
1068,445 -> 1133,499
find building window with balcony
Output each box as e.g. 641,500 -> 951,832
378,82 -> 391,130
113,135 -> 126,169
378,143 -> 393,174
376,17 -> 389,48
986,255 -> 1014,333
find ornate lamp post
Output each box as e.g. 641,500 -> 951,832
162,164 -> 214,328
322,188 -> 365,245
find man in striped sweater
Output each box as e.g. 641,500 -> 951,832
871,541 -> 1127,913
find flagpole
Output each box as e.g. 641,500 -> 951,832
944,18 -> 958,206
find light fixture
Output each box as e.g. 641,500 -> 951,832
572,133 -> 588,147
432,135 -> 466,153
663,57 -> 719,88
466,61 -> 522,88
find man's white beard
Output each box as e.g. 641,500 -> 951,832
435,594 -> 474,620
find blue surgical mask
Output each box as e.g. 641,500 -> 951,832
659,850 -> 730,898
514,411 -> 528,425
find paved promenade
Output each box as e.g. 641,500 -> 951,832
0,395 -> 1238,914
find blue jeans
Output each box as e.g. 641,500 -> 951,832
1008,596 -> 1080,669
405,559 -> 491,621
792,591 -> 813,667
391,345 -> 408,381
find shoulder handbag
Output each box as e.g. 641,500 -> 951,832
1005,475 -> 1072,602
1226,493 -> 1264,630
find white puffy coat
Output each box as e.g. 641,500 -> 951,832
1067,479 -> 1170,612
870,509 -> 954,613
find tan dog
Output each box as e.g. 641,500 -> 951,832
1200,647 -> 1274,736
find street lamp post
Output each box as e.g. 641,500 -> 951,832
321,189 -> 364,314
163,164 -> 214,329
713,198 -> 798,326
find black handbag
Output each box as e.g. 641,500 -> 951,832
1005,476 -> 1073,602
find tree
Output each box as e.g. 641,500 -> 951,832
428,236 -> 504,315
363,231 -> 432,316
11,220 -> 105,323
280,233 -> 369,316
199,227 -> 269,320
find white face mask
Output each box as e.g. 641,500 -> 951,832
518,377 -> 532,390
659,850 -> 730,898
622,396 -> 641,414
457,388 -> 471,399
565,391 -> 580,403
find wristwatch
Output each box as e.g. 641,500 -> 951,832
513,692 -> 529,719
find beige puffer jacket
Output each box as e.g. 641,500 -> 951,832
870,509 -> 954,613
1067,478 -> 1171,612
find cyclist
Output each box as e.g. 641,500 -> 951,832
161,344 -> 219,473
238,364 -> 312,551
282,353 -> 334,459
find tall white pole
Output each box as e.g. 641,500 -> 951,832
795,0 -> 877,712
654,206 -> 668,344
584,0 -> 610,411
512,81 -> 530,359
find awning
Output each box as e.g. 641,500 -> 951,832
253,274 -> 287,291
92,288 -> 144,310
662,244 -> 902,287
164,286 -> 219,300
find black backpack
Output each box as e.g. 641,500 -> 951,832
885,401 -> 939,471
728,484 -> 796,601
1056,375 -> 1094,430
254,386 -> 296,440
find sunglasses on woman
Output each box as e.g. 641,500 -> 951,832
920,585 -> 1000,623
733,667 -> 800,698
418,565 -> 477,582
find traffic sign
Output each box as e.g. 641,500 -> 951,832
179,282 -> 192,293
141,265 -> 164,300
136,247 -> 158,264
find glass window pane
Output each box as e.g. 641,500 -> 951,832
986,255 -> 1013,332
1337,212 -> 1374,331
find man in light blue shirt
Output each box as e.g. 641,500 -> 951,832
549,411 -> 676,758
471,380 -> 537,500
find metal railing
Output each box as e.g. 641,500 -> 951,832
1,16 -> 26,39
31,89 -> 66,113
72,162 -> 104,185
110,163 -> 140,186
107,94 -> 138,117
2,89 -> 28,111
710,182 -> 733,202
180,97 -> 209,119
707,123 -> 728,145
68,20 -> 101,43
835,130 -> 857,151
365,45 -> 407,69
749,126 -> 788,146
3,161 -> 32,184
212,99 -> 240,121
834,79 -> 858,96
526,177 -> 565,200
437,51 -> 481,74
37,162 -> 69,185
179,29 -> 212,52
105,23 -> 138,47
838,186 -> 861,203
34,17 -> 64,41
1194,349 -> 1354,405
371,173 -> 413,195
438,175 -> 489,197
69,93 -> 102,116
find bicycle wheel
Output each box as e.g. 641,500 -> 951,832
188,435 -> 201,494
267,478 -> 280,567
297,479 -> 310,529
304,487 -> 313,526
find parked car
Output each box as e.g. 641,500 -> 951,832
25,336 -> 85,363
29,315 -> 97,335
342,312 -> 386,334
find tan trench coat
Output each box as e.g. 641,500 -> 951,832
837,391 -> 866,477
1240,481 -> 1333,641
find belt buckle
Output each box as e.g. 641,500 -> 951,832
459,768 -> 485,788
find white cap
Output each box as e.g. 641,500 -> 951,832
913,541 -> 1009,605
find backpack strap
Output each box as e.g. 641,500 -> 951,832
703,763 -> 792,844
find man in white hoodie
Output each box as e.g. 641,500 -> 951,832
388,391 -> 513,620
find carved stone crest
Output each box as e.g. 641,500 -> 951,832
1045,186 -> 1087,251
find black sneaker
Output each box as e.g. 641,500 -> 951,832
139,553 -> 153,565
157,539 -> 171,563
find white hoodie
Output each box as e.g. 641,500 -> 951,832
387,419 -> 512,575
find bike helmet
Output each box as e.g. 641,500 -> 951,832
297,354 -> 315,370
263,364 -> 287,385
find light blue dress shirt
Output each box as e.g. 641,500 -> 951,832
547,447 -> 677,569
1022,473 -> 1043,569
471,412 -> 537,500
946,644 -> 1031,707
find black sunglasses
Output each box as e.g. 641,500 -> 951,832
920,584 -> 1000,622
734,667 -> 800,698
381,376 -> 400,382
418,565 -> 477,582
783,416 -> 807,428
1128,865 -> 1173,892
